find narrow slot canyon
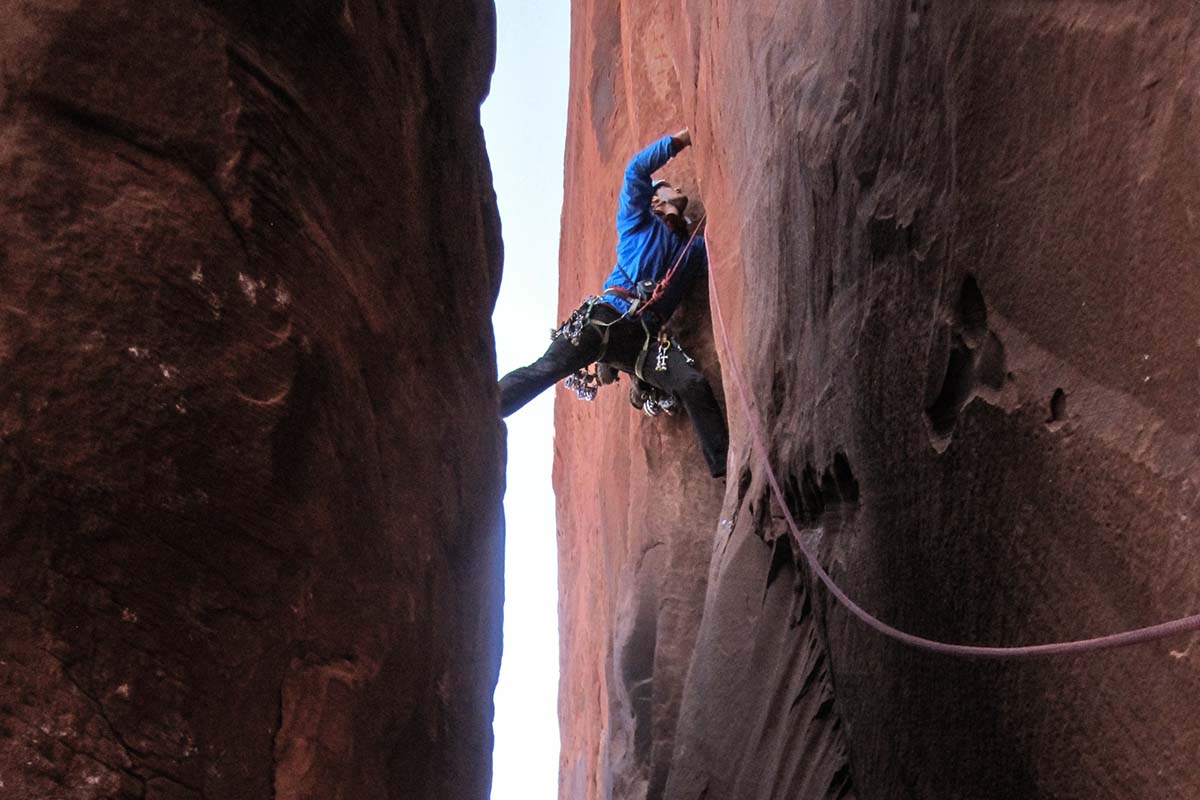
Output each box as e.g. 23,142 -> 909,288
1,2 -> 1198,800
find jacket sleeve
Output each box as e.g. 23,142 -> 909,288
616,135 -> 677,233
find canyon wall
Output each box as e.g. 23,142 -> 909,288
0,3 -> 504,798
557,2 -> 1200,799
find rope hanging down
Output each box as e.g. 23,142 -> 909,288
708,270 -> 1200,659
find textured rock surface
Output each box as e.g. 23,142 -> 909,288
0,3 -> 504,799
557,2 -> 1200,799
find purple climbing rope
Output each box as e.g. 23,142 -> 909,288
709,267 -> 1200,659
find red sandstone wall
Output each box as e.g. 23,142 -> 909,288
555,4 -> 727,798
0,3 -> 504,798
558,2 -> 1200,798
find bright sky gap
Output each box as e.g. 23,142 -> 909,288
483,2 -> 570,798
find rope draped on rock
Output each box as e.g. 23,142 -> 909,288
709,264 -> 1200,659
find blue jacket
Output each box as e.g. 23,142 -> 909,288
601,135 -> 707,320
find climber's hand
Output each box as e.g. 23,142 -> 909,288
671,128 -> 691,151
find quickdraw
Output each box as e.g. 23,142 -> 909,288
563,368 -> 600,401
551,297 -> 615,403
550,295 -> 604,345
652,333 -> 696,372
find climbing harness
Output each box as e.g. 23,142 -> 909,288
558,214 -> 709,405
708,267 -> 1200,659
636,213 -> 706,319
602,281 -> 655,318
630,213 -> 706,386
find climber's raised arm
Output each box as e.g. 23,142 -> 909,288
617,128 -> 690,232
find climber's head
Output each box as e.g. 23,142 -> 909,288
651,180 -> 688,232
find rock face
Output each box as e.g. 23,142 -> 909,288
557,2 -> 1200,799
0,3 -> 503,799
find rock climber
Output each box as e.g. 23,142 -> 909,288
498,128 -> 729,479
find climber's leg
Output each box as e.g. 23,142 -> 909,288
498,303 -> 616,416
642,342 -> 729,478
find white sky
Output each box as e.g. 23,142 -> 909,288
482,2 -> 569,798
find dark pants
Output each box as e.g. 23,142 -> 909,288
499,303 -> 729,478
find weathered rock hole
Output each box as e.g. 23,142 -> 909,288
958,274 -> 987,346
783,473 -> 804,520
1050,388 -> 1066,419
801,464 -> 824,517
830,452 -> 859,503
925,277 -> 1009,449
791,650 -> 825,706
867,213 -> 913,257
780,454 -> 859,525
1046,388 -> 1068,429
791,581 -> 813,629
819,470 -> 840,506
925,339 -> 974,439
766,536 -> 792,588
829,762 -> 855,800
